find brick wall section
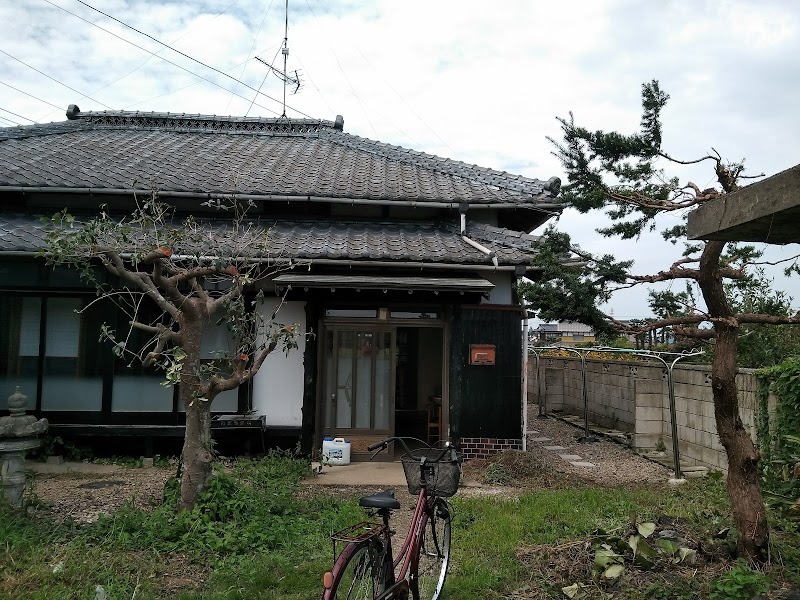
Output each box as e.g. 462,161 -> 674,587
527,356 -> 778,472
460,437 -> 523,460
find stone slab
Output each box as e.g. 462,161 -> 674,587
543,445 -> 566,450
570,461 -> 597,468
530,437 -> 551,442
559,454 -> 583,461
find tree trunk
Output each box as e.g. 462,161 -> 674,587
699,241 -> 769,563
179,395 -> 213,511
177,315 -> 214,511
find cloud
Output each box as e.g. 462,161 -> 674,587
1,0 -> 798,317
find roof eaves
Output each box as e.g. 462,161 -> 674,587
318,129 -> 561,201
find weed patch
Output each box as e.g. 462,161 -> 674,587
462,449 -> 569,488
4,455 -> 799,599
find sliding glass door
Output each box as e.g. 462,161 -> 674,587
324,328 -> 393,434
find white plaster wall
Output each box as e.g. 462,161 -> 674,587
251,300 -> 306,426
481,271 -> 514,305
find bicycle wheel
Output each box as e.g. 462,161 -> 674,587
329,541 -> 385,600
413,498 -> 452,600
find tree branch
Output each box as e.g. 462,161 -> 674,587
103,251 -> 181,319
152,258 -> 188,308
735,313 -> 800,326
657,150 -> 717,166
129,320 -> 179,340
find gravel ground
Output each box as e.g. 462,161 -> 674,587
25,410 -> 669,525
526,407 -> 671,486
30,466 -> 174,524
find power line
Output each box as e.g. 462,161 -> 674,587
41,0 -> 285,117
0,79 -> 62,111
0,48 -> 115,110
354,47 -> 457,157
292,51 -> 334,116
0,106 -> 36,123
36,0 -> 245,121
122,47 -> 280,111
246,46 -> 283,117
67,0 -> 313,118
302,0 -> 376,136
226,0 -> 277,113
0,114 -> 22,126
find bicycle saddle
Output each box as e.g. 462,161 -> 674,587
359,489 -> 401,510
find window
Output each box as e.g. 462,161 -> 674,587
111,299 -> 174,413
0,296 -> 41,402
40,297 -> 104,411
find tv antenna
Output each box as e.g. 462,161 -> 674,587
256,0 -> 303,117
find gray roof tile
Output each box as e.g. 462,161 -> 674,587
0,213 -> 539,266
0,111 -> 560,207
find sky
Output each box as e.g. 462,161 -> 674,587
1,0 -> 799,319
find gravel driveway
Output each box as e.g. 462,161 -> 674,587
526,407 -> 671,485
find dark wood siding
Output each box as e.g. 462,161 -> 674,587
448,306 -> 522,440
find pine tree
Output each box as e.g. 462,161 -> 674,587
520,81 -> 800,562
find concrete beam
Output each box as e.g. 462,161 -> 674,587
687,164 -> 800,244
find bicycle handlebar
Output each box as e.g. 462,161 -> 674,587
367,437 -> 459,463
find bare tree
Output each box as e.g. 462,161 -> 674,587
43,194 -> 299,510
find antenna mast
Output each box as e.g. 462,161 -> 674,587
255,0 -> 302,115
282,0 -> 289,117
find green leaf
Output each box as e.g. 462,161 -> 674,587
628,534 -> 640,554
636,539 -> 657,558
637,522 -> 656,538
562,583 -> 587,599
603,564 -> 625,580
594,548 -> 621,568
678,548 -> 696,564
656,538 -> 678,555
634,553 -> 655,571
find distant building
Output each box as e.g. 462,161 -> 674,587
529,322 -> 596,346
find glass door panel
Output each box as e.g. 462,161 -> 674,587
354,332 -> 373,428
374,332 -> 392,430
324,327 -> 393,433
335,330 -> 355,429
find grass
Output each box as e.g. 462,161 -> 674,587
2,451 -> 798,599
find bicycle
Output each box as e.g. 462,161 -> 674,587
321,437 -> 461,600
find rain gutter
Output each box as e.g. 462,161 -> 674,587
0,186 -> 564,214
0,251 -> 541,273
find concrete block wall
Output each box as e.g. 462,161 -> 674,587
662,365 -> 761,471
526,355 -> 774,472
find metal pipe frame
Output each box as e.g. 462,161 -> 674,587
529,344 -> 704,476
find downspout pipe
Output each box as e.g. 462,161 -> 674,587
458,202 -> 498,268
521,299 -> 529,451
461,235 -> 498,268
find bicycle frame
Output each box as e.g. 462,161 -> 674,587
323,437 -> 456,600
322,487 -> 434,600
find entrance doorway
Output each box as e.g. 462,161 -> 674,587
320,324 -> 444,458
394,327 -> 444,444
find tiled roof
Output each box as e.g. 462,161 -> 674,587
0,110 -> 561,208
0,213 -> 538,266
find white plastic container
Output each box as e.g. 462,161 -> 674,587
322,437 -> 351,465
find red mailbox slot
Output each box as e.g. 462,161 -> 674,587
469,344 -> 496,365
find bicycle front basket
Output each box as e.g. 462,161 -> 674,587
401,450 -> 461,497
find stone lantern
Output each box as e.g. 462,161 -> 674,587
0,387 -> 49,509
